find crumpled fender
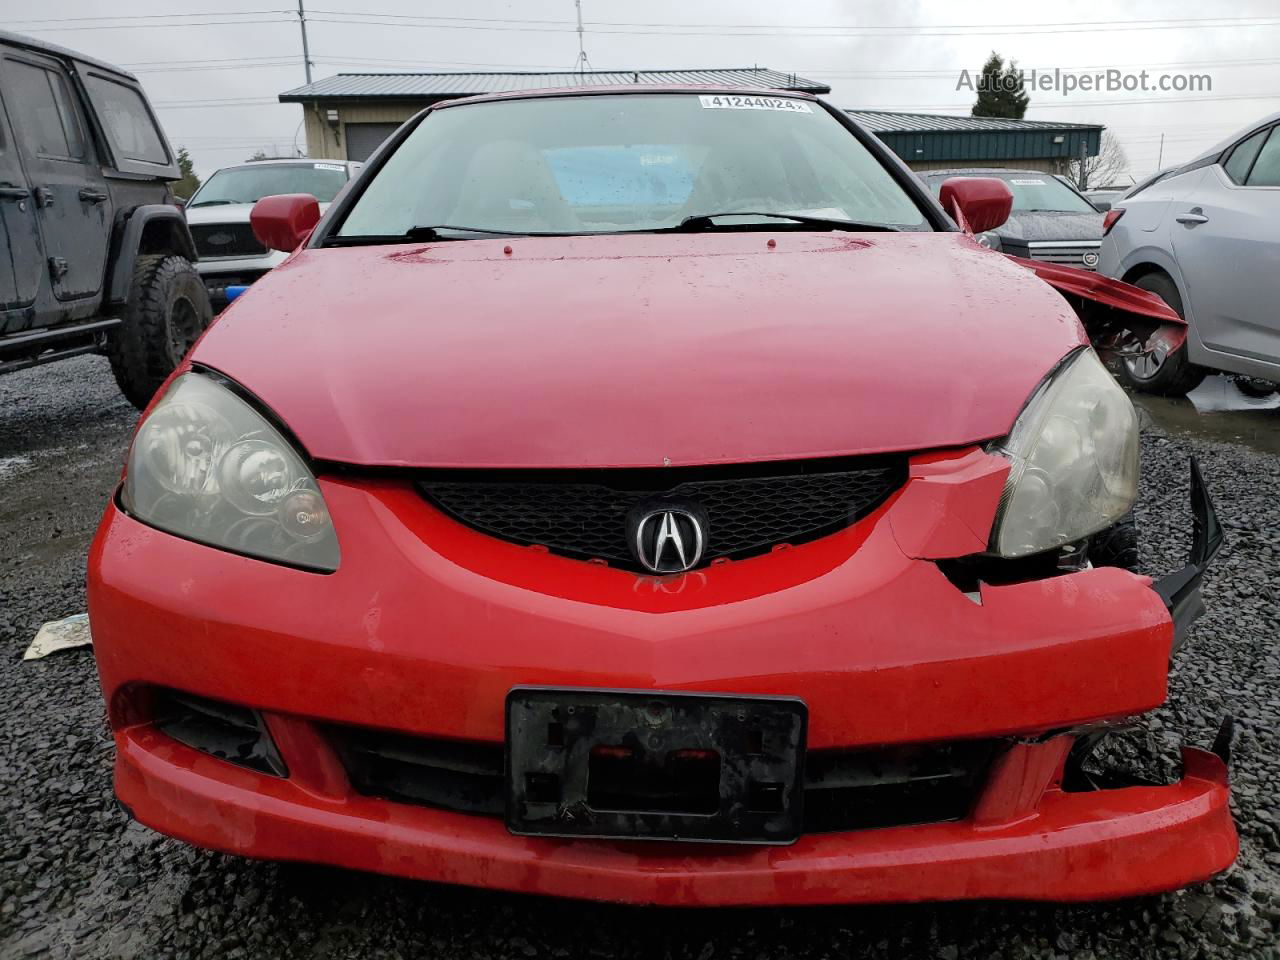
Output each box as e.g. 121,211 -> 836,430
1004,254 -> 1188,360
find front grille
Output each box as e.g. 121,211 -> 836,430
152,689 -> 286,776
419,458 -> 905,571
327,724 -> 998,834
1026,240 -> 1101,270
190,222 -> 268,259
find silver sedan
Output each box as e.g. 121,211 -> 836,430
1098,111 -> 1280,395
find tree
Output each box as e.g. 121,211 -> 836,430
969,52 -> 1029,119
247,150 -> 268,162
174,146 -> 200,200
1066,133 -> 1129,190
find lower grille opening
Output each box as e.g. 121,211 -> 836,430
802,741 -> 997,833
152,689 -> 286,777
327,724 -> 997,834
327,726 -> 505,816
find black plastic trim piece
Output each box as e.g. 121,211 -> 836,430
105,205 -> 198,304
1152,458 -> 1224,653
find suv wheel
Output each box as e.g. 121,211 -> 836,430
107,255 -> 213,409
1116,272 -> 1206,397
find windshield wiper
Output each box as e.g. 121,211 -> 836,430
188,199 -> 237,207
323,224 -> 577,247
671,211 -> 899,233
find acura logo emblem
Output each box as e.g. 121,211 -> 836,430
630,505 -> 707,574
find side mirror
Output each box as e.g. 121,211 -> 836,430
938,177 -> 1013,235
1092,199 -> 1113,212
250,193 -> 321,253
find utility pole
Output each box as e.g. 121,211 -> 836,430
297,0 -> 313,84
1079,138 -> 1089,190
1157,133 -> 1165,170
573,0 -> 590,74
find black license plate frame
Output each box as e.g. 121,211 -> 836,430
505,687 -> 807,844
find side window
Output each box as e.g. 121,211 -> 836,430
83,74 -> 168,165
5,59 -> 86,160
1244,127 -> 1280,187
1222,127 -> 1269,184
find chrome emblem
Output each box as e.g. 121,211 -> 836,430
1082,251 -> 1099,268
206,232 -> 234,246
631,506 -> 706,574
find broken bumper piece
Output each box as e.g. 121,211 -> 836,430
1153,458 -> 1225,653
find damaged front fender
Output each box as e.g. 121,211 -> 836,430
1006,254 -> 1188,363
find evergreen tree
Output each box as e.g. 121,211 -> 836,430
174,146 -> 200,200
970,52 -> 1030,119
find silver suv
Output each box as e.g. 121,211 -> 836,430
184,158 -> 360,306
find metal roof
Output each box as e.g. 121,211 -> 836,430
280,68 -> 830,102
847,110 -> 1102,134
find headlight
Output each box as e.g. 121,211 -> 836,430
989,348 -> 1138,558
122,373 -> 340,571
975,231 -> 1002,251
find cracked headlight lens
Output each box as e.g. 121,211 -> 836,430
990,348 -> 1138,558
122,373 -> 339,571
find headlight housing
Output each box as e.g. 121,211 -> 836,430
989,348 -> 1138,558
975,231 -> 1002,251
121,373 -> 340,571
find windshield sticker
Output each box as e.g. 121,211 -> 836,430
699,94 -> 812,113
1010,178 -> 1047,185
313,163 -> 346,172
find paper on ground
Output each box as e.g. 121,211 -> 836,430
23,613 -> 92,660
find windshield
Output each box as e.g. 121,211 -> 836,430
336,94 -> 928,237
929,173 -> 1095,214
189,162 -> 349,207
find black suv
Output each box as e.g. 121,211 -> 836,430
0,31 -> 211,408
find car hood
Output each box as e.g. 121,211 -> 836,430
184,201 -> 331,225
192,232 -> 1086,469
997,211 -> 1104,243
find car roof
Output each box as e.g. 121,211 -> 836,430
216,159 -> 357,171
0,29 -> 137,80
432,83 -> 820,110
1185,110 -> 1280,165
921,168 -> 1053,178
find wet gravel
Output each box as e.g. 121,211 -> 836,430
1,355 -> 1277,960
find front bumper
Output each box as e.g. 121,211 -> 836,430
88,448 -> 1236,904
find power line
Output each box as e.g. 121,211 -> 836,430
7,10 -> 284,26
19,18 -> 292,33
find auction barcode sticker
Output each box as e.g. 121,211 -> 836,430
699,94 -> 812,113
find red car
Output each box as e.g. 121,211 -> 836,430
88,86 -> 1235,905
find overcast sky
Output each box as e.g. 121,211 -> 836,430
7,0 -> 1279,180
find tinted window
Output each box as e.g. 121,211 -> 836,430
84,74 -> 168,164
6,60 -> 85,159
1245,127 -> 1280,187
338,94 -> 927,237
188,163 -> 350,206
1223,128 -> 1269,184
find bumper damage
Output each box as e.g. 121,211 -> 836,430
88,450 -> 1235,904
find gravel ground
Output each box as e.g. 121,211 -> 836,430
1,356 -> 1277,960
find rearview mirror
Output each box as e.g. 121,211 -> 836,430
938,177 -> 1013,235
250,193 -> 321,253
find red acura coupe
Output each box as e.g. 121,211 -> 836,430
88,87 -> 1235,905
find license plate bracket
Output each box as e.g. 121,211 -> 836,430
505,688 -> 807,844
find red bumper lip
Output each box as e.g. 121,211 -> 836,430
115,726 -> 1235,906
88,446 -> 1236,903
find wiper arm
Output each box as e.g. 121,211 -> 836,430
672,211 -> 899,233
322,224 -> 578,247
188,199 -> 237,207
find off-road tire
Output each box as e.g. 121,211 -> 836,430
1089,515 -> 1140,572
1115,272 -> 1206,397
107,255 -> 212,409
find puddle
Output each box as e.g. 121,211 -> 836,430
1132,375 -> 1280,455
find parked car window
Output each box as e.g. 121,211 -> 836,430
82,74 -> 168,165
1222,127 -> 1270,184
6,59 -> 86,160
188,163 -> 350,206
338,94 -> 928,236
1244,127 -> 1280,187
927,173 -> 1094,214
